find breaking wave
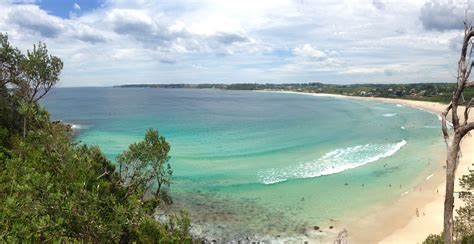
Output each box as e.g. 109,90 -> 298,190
412,107 -> 452,127
258,140 -> 407,184
65,122 -> 89,130
382,113 -> 397,117
70,124 -> 82,130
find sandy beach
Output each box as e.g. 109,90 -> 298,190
348,97 -> 473,244
262,90 -> 473,243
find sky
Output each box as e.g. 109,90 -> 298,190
0,0 -> 470,87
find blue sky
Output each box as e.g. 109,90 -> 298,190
35,0 -> 103,18
0,0 -> 469,87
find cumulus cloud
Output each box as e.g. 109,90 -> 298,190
70,24 -> 107,43
420,0 -> 465,31
290,44 -> 345,71
101,8 -> 252,53
213,32 -> 249,45
107,9 -> 155,36
7,5 -> 63,38
293,44 -> 328,60
0,0 -> 462,86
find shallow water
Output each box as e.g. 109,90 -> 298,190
43,88 -> 444,241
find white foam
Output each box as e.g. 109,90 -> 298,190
412,107 -> 452,128
401,189 -> 412,196
382,113 -> 397,117
426,174 -> 433,180
70,124 -> 81,129
401,126 -> 406,130
258,140 -> 407,184
65,122 -> 89,130
396,104 -> 405,107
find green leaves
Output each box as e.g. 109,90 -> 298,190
20,41 -> 63,103
0,122 -> 192,242
0,33 -> 23,87
1,33 -> 63,103
0,33 -> 192,243
117,128 -> 172,201
425,169 -> 474,243
453,169 -> 474,242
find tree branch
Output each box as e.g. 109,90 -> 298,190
460,121 -> 474,138
96,170 -> 109,180
33,84 -> 52,103
29,78 -> 41,103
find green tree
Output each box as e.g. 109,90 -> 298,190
117,129 -> 173,204
0,34 -> 23,141
0,33 -> 23,87
423,233 -> 444,244
18,42 -> 63,137
452,170 -> 474,243
16,42 -> 63,103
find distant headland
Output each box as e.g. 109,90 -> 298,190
114,82 -> 474,104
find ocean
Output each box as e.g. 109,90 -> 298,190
42,87 -> 444,241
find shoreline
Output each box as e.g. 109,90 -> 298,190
347,96 -> 473,244
261,90 -> 472,243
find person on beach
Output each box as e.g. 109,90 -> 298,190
416,208 -> 419,217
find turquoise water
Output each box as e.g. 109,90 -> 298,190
43,88 -> 444,241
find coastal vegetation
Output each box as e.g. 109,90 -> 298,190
423,171 -> 474,243
0,34 -> 193,242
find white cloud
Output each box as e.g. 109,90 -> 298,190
6,4 -> 64,38
293,44 -> 327,60
74,3 -> 81,11
420,0 -> 468,31
0,0 -> 465,86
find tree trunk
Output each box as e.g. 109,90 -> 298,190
444,135 -> 461,244
441,18 -> 474,242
